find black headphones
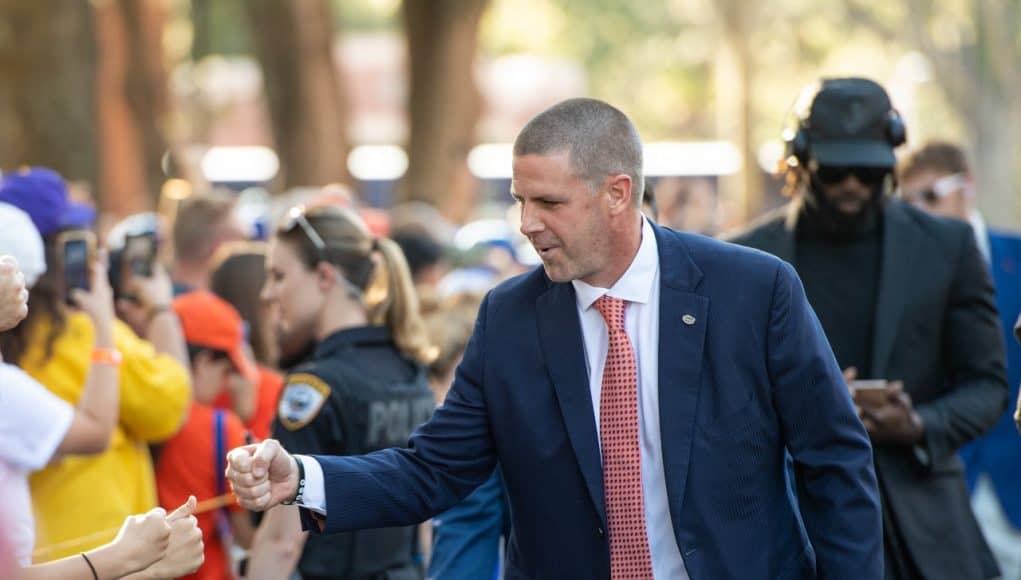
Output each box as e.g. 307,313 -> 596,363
784,109 -> 907,167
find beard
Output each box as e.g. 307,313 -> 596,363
804,176 -> 885,239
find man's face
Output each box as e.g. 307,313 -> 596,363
512,151 -> 612,285
811,165 -> 889,218
900,169 -> 969,221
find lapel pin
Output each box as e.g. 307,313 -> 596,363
682,314 -> 696,325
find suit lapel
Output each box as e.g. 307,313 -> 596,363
870,202 -> 921,377
653,225 -> 708,534
536,282 -> 607,526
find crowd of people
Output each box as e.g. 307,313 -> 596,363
2,75 -> 1021,580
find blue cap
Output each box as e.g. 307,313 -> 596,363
0,167 -> 96,236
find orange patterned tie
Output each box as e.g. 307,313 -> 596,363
594,295 -> 653,579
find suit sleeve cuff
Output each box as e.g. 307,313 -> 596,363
294,455 -> 326,515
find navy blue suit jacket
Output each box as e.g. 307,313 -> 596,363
308,225 -> 882,579
962,229 -> 1021,526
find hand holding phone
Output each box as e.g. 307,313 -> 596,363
57,231 -> 96,305
69,252 -> 115,341
123,232 -> 157,278
850,379 -> 890,409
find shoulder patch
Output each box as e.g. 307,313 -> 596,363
278,373 -> 331,431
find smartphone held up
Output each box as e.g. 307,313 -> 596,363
57,230 -> 96,305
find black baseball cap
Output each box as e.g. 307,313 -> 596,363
803,77 -> 900,168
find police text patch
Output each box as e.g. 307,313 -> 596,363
278,373 -> 331,431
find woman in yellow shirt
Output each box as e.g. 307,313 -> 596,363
0,169 -> 192,562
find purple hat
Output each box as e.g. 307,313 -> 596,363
0,167 -> 96,236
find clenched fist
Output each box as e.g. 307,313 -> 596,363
226,439 -> 300,511
0,256 -> 29,332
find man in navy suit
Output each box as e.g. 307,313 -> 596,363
900,142 -> 1021,580
227,98 -> 882,579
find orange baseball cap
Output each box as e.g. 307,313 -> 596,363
172,291 -> 259,384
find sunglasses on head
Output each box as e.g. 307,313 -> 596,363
282,205 -> 327,260
904,173 -> 968,205
814,165 -> 890,186
281,205 -> 365,299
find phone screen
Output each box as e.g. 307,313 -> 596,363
123,233 -> 156,277
64,239 -> 91,302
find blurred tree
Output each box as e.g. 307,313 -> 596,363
0,0 -> 171,217
0,1 -> 98,188
401,0 -> 489,221
191,0 -> 251,59
245,0 -> 351,189
96,0 -> 174,215
846,0 -> 1021,226
713,0 -> 762,223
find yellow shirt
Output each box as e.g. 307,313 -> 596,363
25,312 -> 191,562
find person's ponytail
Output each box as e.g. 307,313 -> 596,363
366,237 -> 437,366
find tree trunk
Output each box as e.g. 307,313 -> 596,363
401,0 -> 488,222
972,95 -> 1021,228
94,0 -> 172,217
0,0 -> 98,187
713,0 -> 759,224
902,0 -> 1021,228
245,0 -> 350,190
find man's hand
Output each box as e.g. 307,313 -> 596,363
226,439 -> 300,511
139,496 -> 205,579
0,256 -> 29,332
858,381 -> 925,445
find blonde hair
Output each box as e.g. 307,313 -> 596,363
419,291 -> 483,381
278,205 -> 436,365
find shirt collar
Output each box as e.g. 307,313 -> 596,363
968,210 -> 991,263
315,325 -> 392,358
573,217 -> 659,311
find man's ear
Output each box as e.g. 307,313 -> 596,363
606,173 -> 634,214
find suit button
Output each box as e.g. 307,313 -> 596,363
597,527 -> 605,536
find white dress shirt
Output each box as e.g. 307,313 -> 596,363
296,218 -> 688,578
571,217 -> 688,580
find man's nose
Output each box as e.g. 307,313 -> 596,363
519,204 -> 545,236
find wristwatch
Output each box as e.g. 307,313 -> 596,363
280,453 -> 307,506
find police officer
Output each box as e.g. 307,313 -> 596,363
245,204 -> 436,580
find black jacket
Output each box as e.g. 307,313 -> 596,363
729,199 -> 1007,580
274,326 -> 434,580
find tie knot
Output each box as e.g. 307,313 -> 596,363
594,295 -> 627,332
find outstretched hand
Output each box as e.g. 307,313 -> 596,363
226,439 -> 300,511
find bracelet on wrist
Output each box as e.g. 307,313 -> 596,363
81,552 -> 99,580
91,347 -> 123,367
280,454 -> 306,506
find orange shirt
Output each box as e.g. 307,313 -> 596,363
214,365 -> 283,441
156,403 -> 247,580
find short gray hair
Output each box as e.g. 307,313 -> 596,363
513,98 -> 644,205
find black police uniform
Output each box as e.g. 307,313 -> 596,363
273,326 -> 435,580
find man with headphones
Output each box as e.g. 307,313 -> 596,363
730,77 -> 1007,579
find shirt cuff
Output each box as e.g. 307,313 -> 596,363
294,455 -> 327,515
